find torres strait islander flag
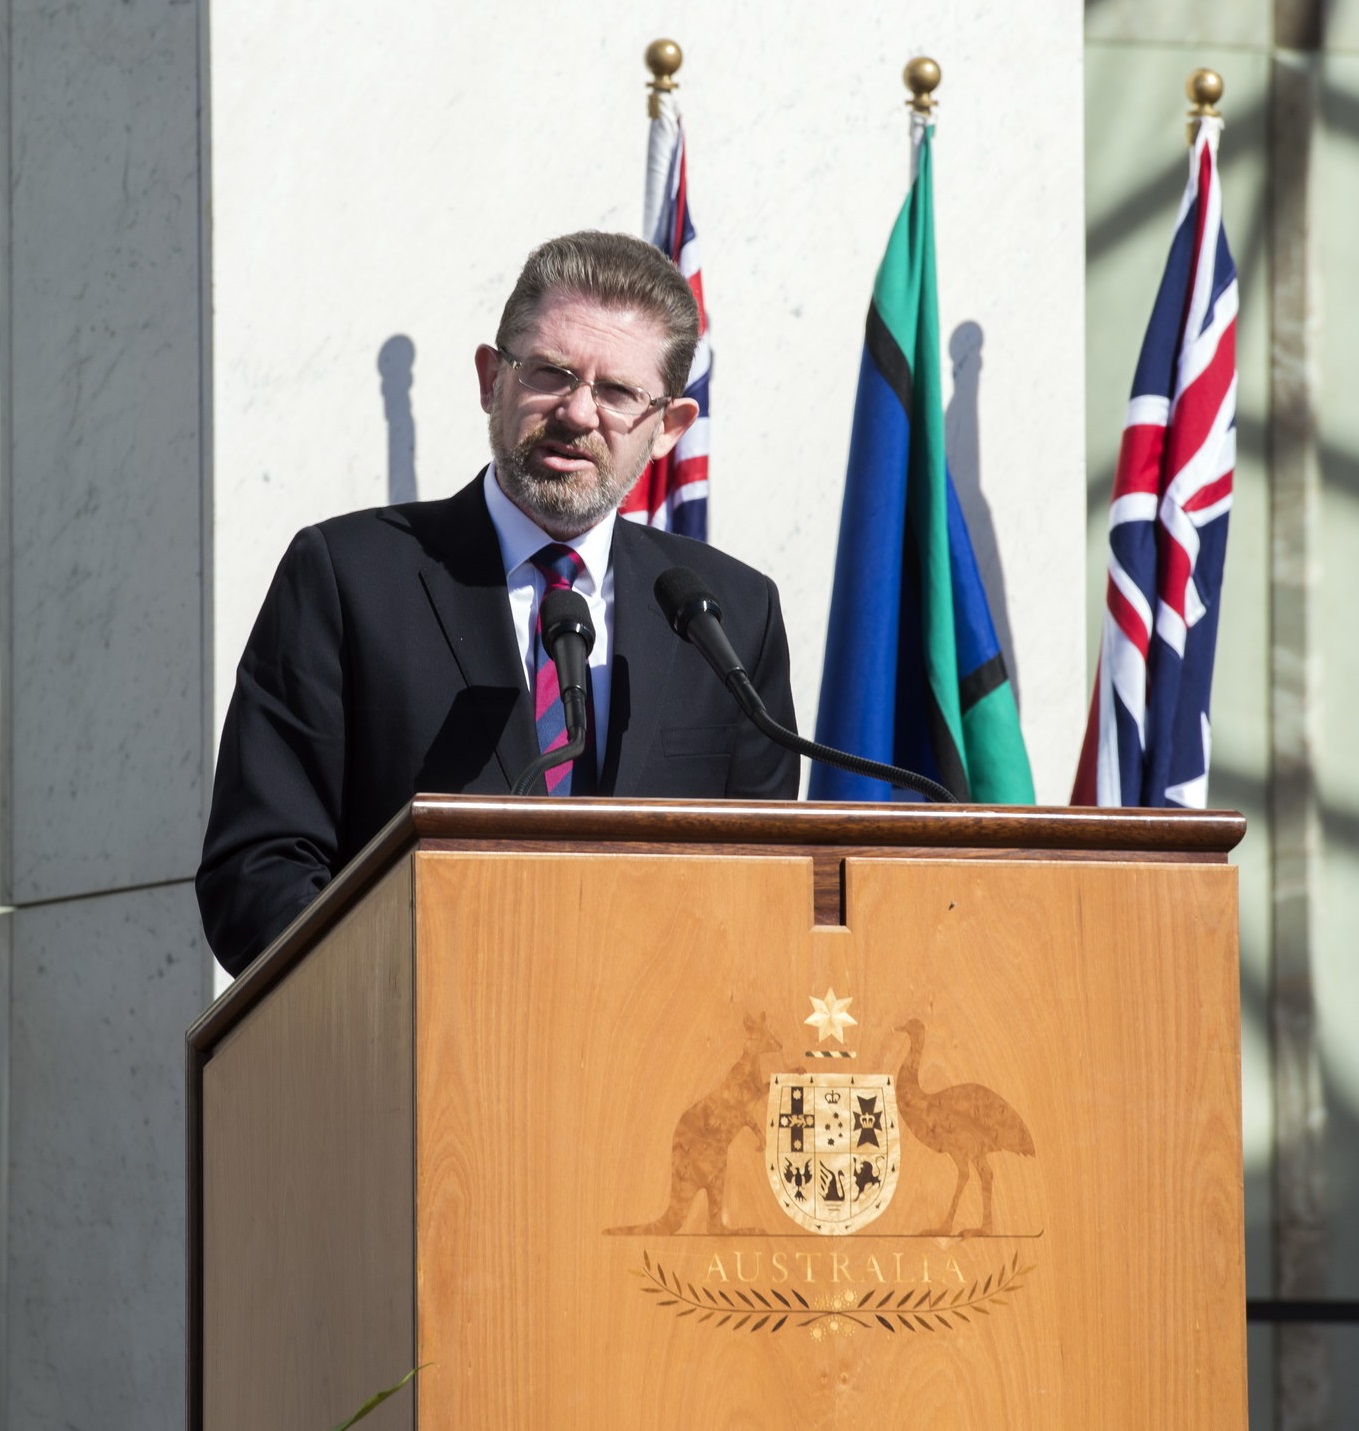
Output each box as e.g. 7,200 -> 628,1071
810,115 -> 1033,803
620,88 -> 710,539
1072,119 -> 1238,808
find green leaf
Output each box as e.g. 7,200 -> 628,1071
330,1365 -> 426,1431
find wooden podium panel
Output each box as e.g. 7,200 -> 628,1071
198,862 -> 415,1430
188,798 -> 1247,1431
411,850 -> 1243,1430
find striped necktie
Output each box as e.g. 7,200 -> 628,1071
530,543 -> 592,795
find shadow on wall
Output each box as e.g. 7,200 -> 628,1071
380,335 -> 418,504
945,320 -> 1021,709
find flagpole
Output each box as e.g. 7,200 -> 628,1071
630,37 -> 712,540
904,58 -> 941,183
1185,66 -> 1224,147
903,55 -> 941,115
645,37 -> 682,120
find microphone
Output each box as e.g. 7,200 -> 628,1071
654,567 -> 766,722
540,587 -> 595,738
509,588 -> 597,797
654,566 -> 958,804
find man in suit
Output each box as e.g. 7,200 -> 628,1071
197,231 -> 799,975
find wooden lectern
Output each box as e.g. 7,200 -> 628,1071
187,796 -> 1247,1429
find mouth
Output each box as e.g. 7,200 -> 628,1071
530,438 -> 600,476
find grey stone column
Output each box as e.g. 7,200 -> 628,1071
1269,34 -> 1329,1431
0,1 -> 214,1426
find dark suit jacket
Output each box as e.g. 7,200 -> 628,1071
197,474 -> 799,974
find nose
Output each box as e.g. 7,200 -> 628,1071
555,380 -> 602,430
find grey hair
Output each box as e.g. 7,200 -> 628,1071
495,231 -> 699,398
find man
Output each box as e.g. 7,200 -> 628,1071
197,231 -> 799,976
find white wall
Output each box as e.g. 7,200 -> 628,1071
211,3 -> 1088,802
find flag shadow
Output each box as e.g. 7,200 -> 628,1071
945,320 -> 1021,711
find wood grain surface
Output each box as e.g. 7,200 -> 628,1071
411,849 -> 1246,1429
200,862 -> 416,1431
188,798 -> 1245,1052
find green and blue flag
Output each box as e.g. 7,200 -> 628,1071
811,119 -> 1033,803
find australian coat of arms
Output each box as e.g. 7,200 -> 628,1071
767,1073 -> 900,1234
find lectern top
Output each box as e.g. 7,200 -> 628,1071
403,793 -> 1246,854
189,794 -> 1244,1055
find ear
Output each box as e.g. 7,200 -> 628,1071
647,395 -> 700,460
474,344 -> 502,414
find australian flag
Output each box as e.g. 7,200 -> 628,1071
1072,120 -> 1238,807
620,89 -> 710,540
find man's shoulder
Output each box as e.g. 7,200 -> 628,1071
300,473 -> 489,564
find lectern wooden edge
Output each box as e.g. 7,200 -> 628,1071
187,794 -> 1247,1430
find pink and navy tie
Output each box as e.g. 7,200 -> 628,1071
530,543 -> 592,795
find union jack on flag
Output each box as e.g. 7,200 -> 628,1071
1072,119 -> 1238,808
620,89 -> 710,540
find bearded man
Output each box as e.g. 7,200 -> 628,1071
197,230 -> 799,976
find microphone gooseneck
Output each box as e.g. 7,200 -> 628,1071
654,566 -> 958,804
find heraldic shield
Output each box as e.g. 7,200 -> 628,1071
766,1073 -> 900,1234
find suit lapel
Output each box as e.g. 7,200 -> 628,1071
603,521 -> 681,794
415,476 -> 540,790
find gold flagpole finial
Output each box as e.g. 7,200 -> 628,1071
904,56 -> 942,115
646,39 -> 683,120
1186,67 -> 1224,143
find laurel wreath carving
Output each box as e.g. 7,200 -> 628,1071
632,1248 -> 1034,1334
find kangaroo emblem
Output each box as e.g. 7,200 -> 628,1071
608,1013 -> 781,1235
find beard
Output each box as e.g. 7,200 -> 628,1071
489,406 -> 652,537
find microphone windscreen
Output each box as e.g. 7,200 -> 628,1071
540,587 -> 596,653
654,566 -> 722,638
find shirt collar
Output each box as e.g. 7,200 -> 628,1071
484,462 -> 616,593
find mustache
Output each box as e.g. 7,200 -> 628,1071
517,422 -> 609,464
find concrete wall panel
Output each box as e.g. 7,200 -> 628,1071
5,885 -> 207,1429
6,0 -> 208,902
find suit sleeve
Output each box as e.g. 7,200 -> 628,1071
726,573 -> 800,799
196,526 -> 349,976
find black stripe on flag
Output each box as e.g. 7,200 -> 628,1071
959,653 -> 1009,714
926,685 -> 971,801
865,302 -> 913,415
903,530 -> 971,802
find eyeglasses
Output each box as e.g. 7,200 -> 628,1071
497,347 -> 669,420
